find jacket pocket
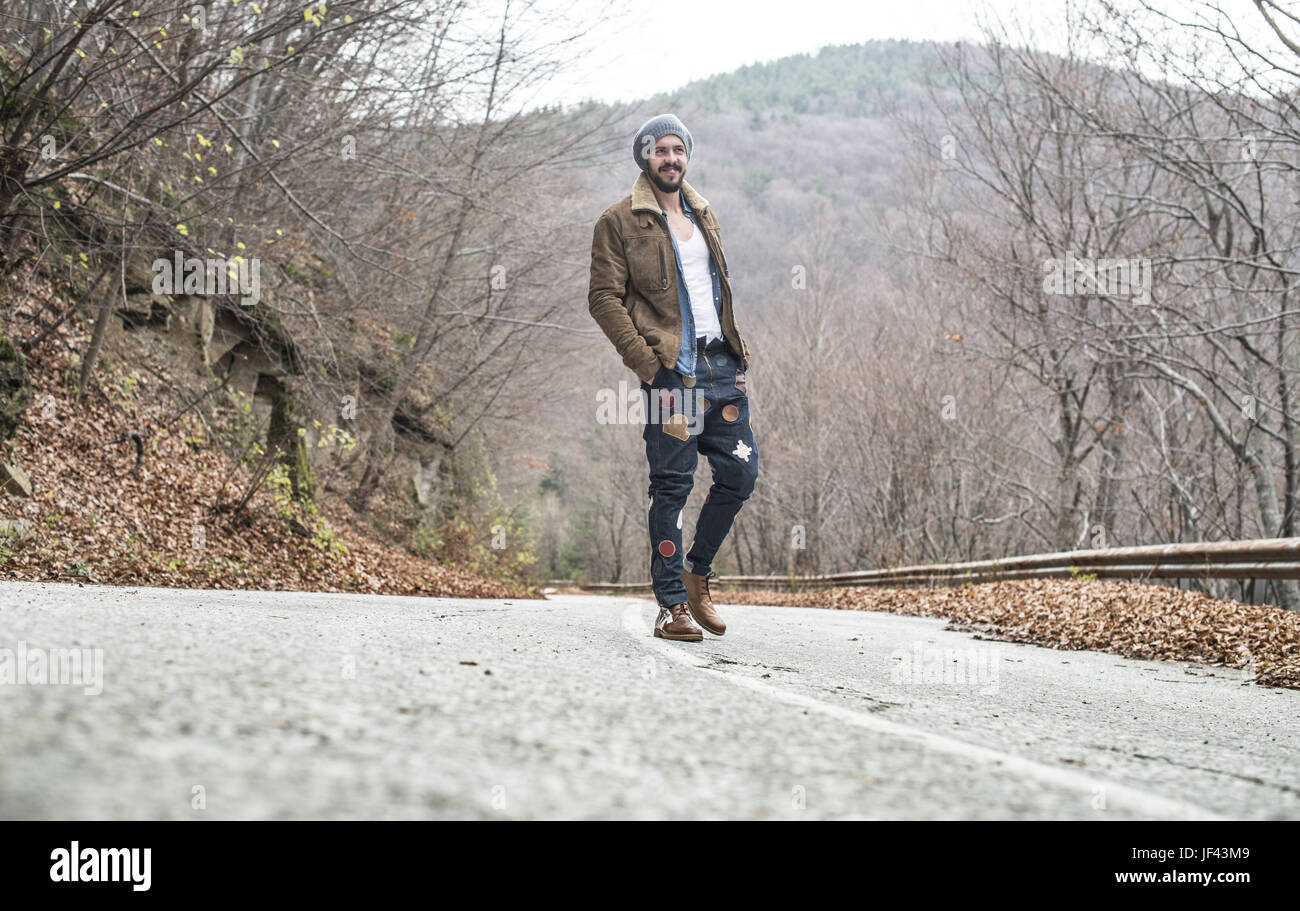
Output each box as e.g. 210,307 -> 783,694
626,235 -> 667,297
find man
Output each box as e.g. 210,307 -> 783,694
588,113 -> 759,642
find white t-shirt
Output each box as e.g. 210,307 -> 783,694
678,224 -> 722,342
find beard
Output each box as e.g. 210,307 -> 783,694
648,164 -> 685,193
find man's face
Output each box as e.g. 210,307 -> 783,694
646,133 -> 687,193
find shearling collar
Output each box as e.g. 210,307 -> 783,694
630,170 -> 710,215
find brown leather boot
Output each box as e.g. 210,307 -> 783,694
682,570 -> 726,636
654,602 -> 703,641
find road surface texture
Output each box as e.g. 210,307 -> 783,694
1,582 -> 1295,819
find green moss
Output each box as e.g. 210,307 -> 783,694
268,393 -> 314,503
0,331 -> 29,441
291,433 -> 316,502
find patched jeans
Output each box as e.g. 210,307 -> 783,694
642,337 -> 759,607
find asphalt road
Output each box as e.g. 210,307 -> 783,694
0,582 -> 1295,819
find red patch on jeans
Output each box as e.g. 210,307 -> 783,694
658,540 -> 676,557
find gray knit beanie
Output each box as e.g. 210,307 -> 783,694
632,113 -> 693,172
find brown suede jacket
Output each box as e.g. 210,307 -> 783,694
588,172 -> 751,385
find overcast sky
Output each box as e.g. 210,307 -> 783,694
506,0 -> 1279,111
522,0 -> 1072,109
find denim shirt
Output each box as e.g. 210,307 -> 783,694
661,193 -> 723,378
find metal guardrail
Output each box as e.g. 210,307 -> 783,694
546,536 -> 1300,594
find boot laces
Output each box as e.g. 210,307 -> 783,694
671,602 -> 691,620
661,603 -> 688,623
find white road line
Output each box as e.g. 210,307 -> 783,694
619,601 -> 1225,820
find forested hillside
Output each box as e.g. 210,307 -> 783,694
0,0 -> 613,594
650,40 -> 946,116
550,14 -> 1300,615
